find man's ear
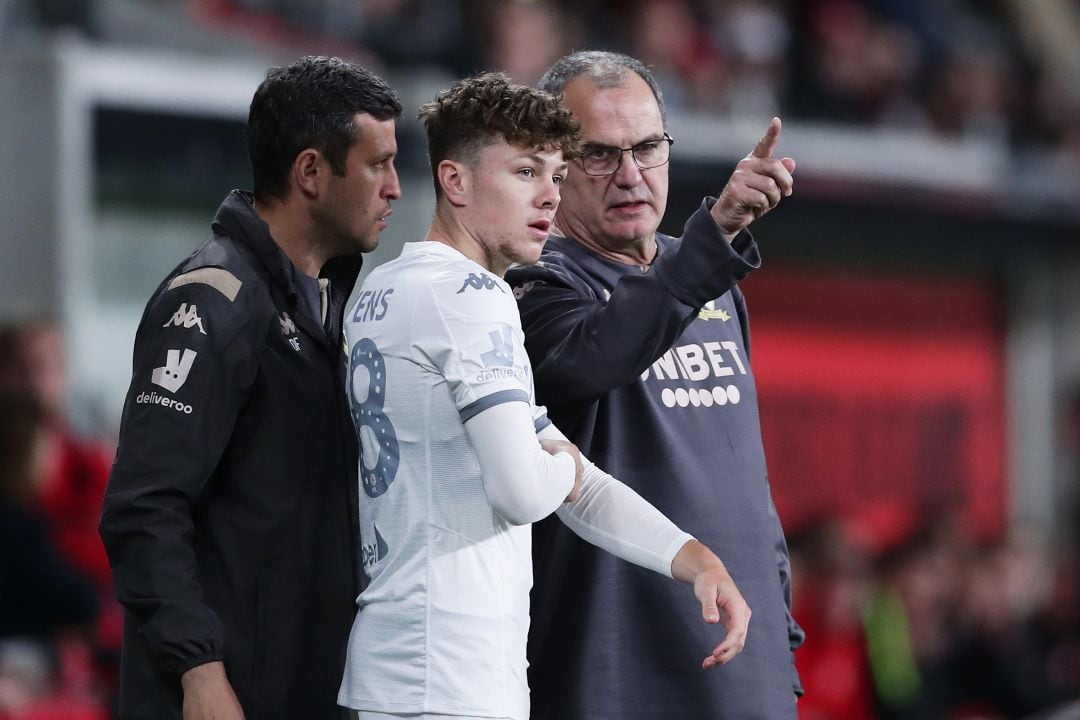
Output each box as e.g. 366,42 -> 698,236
292,148 -> 323,199
437,158 -> 470,208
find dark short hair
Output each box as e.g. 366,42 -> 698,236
246,56 -> 402,203
539,50 -> 667,126
418,72 -> 580,198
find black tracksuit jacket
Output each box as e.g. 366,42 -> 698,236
100,191 -> 361,719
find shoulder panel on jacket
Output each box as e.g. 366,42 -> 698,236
167,268 -> 243,302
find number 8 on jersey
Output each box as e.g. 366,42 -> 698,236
349,338 -> 400,498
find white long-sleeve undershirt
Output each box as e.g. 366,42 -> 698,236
464,401 -> 575,526
465,402 -> 693,577
538,423 -> 693,579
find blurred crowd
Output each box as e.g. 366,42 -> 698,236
2,323 -> 1079,720
189,0 -> 1080,178
790,515 -> 1080,720
0,322 -> 117,720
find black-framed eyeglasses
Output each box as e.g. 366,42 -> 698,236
577,133 -> 675,176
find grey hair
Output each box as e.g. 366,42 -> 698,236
538,51 -> 667,126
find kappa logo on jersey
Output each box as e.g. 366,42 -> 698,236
361,522 -> 389,574
480,327 -> 515,368
151,348 -> 197,393
698,300 -> 731,322
163,303 -> 207,334
456,273 -> 505,294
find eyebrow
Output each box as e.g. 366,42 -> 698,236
583,133 -> 665,148
516,152 -> 566,171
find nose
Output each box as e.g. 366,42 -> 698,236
538,176 -> 560,209
612,149 -> 643,188
384,163 -> 402,200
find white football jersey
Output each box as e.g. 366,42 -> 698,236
338,241 -> 547,719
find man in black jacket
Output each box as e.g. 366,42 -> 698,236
99,56 -> 401,720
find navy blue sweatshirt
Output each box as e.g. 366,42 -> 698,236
507,198 -> 803,720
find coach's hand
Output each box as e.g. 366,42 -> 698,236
671,540 -> 752,669
182,661 -> 246,720
711,116 -> 795,239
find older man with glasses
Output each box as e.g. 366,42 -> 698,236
506,50 -> 803,720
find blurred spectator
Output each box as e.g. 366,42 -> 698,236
0,391 -> 103,720
707,0 -> 788,116
0,322 -> 120,712
480,0 -> 577,86
790,520 -> 876,720
786,0 -> 922,126
626,0 -> 706,112
937,531 -> 1060,718
862,518 -> 970,720
922,39 -> 1015,143
360,0 -> 475,75
0,322 -> 114,596
1035,544 -> 1080,704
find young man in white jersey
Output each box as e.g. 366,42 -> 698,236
338,73 -> 751,720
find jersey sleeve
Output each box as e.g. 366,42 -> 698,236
419,270 -> 534,422
99,266 -> 260,679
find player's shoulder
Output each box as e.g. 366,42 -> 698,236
424,255 -> 515,323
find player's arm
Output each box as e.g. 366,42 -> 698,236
464,401 -> 579,525
426,276 -> 580,525
510,211 -> 760,406
99,268 -> 258,685
538,421 -> 751,668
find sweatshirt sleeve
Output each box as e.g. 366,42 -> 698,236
508,198 -> 760,406
99,267 -> 259,679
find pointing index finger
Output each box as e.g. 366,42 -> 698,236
750,117 -> 782,159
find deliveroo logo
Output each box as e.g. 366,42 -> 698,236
480,327 -> 514,368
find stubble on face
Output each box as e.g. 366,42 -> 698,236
324,114 -> 399,256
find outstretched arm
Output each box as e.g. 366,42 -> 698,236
538,423 -> 751,669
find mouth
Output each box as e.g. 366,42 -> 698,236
376,208 -> 392,229
609,200 -> 649,214
527,219 -> 552,238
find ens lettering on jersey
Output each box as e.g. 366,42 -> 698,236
352,288 -> 395,323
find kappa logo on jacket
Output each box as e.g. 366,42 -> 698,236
456,273 -> 504,294
279,312 -> 297,336
151,349 -> 197,393
279,312 -> 301,351
163,303 -> 207,334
